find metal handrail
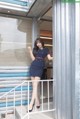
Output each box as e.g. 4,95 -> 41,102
0,81 -> 26,99
0,79 -> 54,99
0,79 -> 55,119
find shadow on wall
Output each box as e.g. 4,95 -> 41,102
16,19 -> 32,59
15,48 -> 32,62
15,19 -> 32,63
17,19 -> 32,43
0,18 -> 32,66
0,48 -> 31,64
17,19 -> 32,34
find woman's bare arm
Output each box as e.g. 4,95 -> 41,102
47,54 -> 53,61
28,46 -> 35,61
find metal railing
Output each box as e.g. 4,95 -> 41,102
0,79 -> 55,119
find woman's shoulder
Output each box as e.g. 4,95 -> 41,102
43,47 -> 49,51
43,48 -> 49,54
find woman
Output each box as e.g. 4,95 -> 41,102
28,38 -> 53,112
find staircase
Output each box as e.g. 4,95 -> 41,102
15,102 -> 55,119
0,67 -> 55,119
0,66 -> 32,116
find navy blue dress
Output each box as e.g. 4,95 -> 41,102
30,48 -> 49,78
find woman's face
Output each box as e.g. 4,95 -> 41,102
36,41 -> 43,49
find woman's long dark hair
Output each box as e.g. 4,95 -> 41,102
33,38 -> 44,56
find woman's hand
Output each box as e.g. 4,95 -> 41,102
47,54 -> 53,61
28,46 -> 32,51
28,46 -> 35,61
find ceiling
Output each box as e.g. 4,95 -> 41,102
39,8 -> 52,31
0,0 -> 52,31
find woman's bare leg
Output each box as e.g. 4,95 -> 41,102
29,77 -> 40,110
34,77 -> 40,106
28,77 -> 35,110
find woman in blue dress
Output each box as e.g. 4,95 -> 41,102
28,38 -> 53,112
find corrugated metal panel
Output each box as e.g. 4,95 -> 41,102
75,3 -> 80,119
52,0 -> 75,119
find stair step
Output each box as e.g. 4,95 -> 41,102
0,90 -> 31,96
0,113 -> 14,119
24,113 -> 53,119
1,112 -> 54,119
0,77 -> 28,80
0,86 -> 32,92
15,102 -> 55,119
0,83 -> 30,87
0,109 -> 13,114
0,100 -> 29,107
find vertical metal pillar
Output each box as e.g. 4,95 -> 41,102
75,3 -> 80,119
32,18 -> 40,47
52,0 -> 75,119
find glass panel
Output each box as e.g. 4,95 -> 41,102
0,0 -> 28,6
0,16 -> 32,66
0,0 -> 35,12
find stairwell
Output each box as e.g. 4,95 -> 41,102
0,67 -> 55,119
0,66 -> 31,116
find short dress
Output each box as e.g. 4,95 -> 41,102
29,48 -> 49,78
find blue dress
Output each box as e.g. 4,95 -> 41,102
30,48 -> 49,78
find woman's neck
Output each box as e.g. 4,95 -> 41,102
39,47 -> 43,50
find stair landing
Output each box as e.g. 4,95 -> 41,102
15,102 -> 55,119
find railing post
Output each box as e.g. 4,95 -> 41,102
6,95 -> 8,119
28,81 -> 30,119
0,80 -> 55,119
14,89 -> 15,119
41,81 -> 43,111
21,85 -> 22,119
47,80 -> 50,110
